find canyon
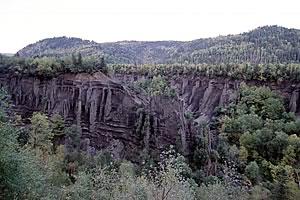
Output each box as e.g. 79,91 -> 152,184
1,72 -> 300,160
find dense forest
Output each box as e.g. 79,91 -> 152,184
17,26 -> 300,65
0,53 -> 107,77
1,25 -> 300,199
2,53 -> 300,82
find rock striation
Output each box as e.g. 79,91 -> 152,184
1,72 -> 300,160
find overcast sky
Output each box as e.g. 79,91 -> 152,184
1,0 -> 299,53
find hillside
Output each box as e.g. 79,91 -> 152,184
2,25 -> 300,199
17,25 -> 300,64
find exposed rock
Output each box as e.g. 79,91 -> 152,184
1,72 -> 300,161
289,89 -> 299,113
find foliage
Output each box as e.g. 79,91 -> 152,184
0,53 -> 108,77
29,112 -> 54,154
1,71 -> 300,199
220,83 -> 300,199
196,182 -> 249,200
0,90 -> 50,199
3,26 -> 300,82
245,161 -> 260,184
135,75 -> 177,97
60,150 -> 196,200
112,62 -> 300,82
17,26 -> 300,65
51,113 -> 65,137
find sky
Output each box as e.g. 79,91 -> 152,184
0,0 -> 299,53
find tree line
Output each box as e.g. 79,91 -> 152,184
112,62 -> 300,82
0,53 -> 107,77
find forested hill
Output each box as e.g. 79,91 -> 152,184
17,25 -> 300,64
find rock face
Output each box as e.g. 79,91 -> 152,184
115,74 -> 300,116
0,73 -> 181,160
1,72 -> 300,160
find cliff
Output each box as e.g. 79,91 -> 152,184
1,73 -> 300,160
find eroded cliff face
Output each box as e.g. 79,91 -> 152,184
0,73 -> 181,160
115,74 -> 300,117
1,72 -> 300,160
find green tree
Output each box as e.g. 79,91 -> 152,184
29,112 -> 54,156
245,161 -> 260,184
220,83 -> 300,199
51,113 -> 65,138
77,53 -> 82,67
0,90 -> 50,199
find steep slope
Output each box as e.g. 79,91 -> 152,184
1,72 -> 300,159
17,25 -> 300,64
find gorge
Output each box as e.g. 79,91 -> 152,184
1,72 -> 300,160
